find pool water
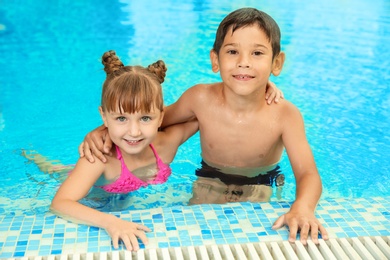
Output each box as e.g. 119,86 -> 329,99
0,0 -> 389,216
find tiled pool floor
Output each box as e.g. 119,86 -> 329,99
0,197 -> 389,258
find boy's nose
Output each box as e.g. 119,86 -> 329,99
237,54 -> 250,68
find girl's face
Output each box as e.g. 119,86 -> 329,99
99,105 -> 163,156
210,24 -> 284,97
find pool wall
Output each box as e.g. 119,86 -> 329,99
1,197 -> 389,258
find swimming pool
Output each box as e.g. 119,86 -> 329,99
1,0 -> 389,258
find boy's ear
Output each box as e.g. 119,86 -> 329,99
99,106 -> 108,127
271,51 -> 285,76
210,49 -> 220,73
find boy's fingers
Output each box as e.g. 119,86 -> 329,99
136,229 -> 149,245
272,215 -> 285,230
90,144 -> 107,163
121,236 -> 134,251
299,223 -> 310,245
319,224 -> 329,240
129,235 -> 139,251
288,220 -> 299,243
138,224 -> 152,233
83,142 -> 95,163
78,142 -> 85,157
112,236 -> 119,249
310,225 -> 319,244
90,133 -> 105,151
103,138 -> 113,155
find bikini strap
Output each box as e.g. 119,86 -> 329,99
115,145 -> 123,160
149,144 -> 163,164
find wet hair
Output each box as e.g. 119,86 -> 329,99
101,50 -> 166,114
212,8 -> 281,60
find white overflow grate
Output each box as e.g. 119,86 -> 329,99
14,236 -> 390,260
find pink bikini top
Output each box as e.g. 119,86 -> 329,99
98,144 -> 171,193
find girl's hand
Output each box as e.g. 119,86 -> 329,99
265,80 -> 284,104
78,125 -> 112,163
106,218 -> 152,251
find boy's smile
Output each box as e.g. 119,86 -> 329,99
232,74 -> 255,81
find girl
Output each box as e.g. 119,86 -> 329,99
42,50 -> 198,251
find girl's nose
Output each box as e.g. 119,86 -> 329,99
128,123 -> 141,136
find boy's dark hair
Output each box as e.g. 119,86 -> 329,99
213,8 -> 281,60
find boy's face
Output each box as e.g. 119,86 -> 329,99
210,24 -> 284,96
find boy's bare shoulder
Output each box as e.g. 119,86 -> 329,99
185,82 -> 222,99
188,82 -> 221,92
279,99 -> 298,109
277,99 -> 303,119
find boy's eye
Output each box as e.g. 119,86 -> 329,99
227,50 -> 238,55
116,116 -> 127,122
140,116 -> 152,122
253,51 -> 263,56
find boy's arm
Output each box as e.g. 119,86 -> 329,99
155,119 -> 198,164
51,158 -> 150,251
163,118 -> 198,149
272,103 -> 328,244
166,119 -> 199,146
161,86 -> 199,129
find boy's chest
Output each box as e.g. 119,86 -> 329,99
198,105 -> 281,140
198,112 -> 283,166
201,121 -> 280,149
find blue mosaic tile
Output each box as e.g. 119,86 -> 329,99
0,197 -> 390,258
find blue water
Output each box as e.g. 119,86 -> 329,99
0,0 -> 389,215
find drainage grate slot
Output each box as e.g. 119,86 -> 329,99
11,236 -> 390,260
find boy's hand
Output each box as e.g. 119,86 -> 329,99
265,80 -> 284,104
78,125 -> 112,163
106,219 -> 151,251
272,208 -> 328,245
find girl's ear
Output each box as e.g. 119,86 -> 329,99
210,49 -> 220,73
158,109 -> 165,128
271,51 -> 285,76
99,106 -> 108,127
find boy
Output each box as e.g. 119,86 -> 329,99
161,7 -> 328,244
81,8 -> 328,244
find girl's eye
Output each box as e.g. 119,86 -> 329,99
140,116 -> 152,122
227,50 -> 238,55
116,116 -> 127,122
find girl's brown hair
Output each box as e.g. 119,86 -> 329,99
101,50 -> 167,114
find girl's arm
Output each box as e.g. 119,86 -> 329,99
50,157 -> 150,251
